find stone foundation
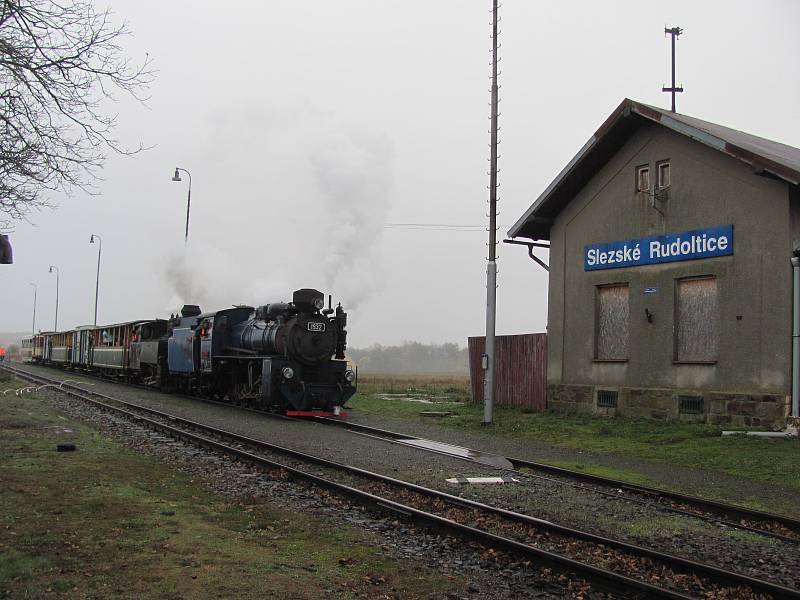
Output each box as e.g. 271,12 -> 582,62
548,384 -> 789,429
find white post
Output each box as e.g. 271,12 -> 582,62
484,261 -> 497,423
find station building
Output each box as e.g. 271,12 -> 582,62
509,98 -> 800,428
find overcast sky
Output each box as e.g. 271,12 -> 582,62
2,0 -> 799,347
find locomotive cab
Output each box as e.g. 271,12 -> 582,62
221,288 -> 355,414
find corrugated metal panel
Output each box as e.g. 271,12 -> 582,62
468,333 -> 547,410
92,347 -> 126,369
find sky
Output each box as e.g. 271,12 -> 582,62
1,0 -> 799,347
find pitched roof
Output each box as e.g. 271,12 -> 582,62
509,98 -> 800,241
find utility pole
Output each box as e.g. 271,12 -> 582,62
483,0 -> 500,426
662,26 -> 684,112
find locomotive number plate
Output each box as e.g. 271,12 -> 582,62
308,322 -> 326,332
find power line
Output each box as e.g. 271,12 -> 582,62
384,223 -> 510,231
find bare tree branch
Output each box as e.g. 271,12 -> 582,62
0,0 -> 153,229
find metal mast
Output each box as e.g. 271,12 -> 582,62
483,0 -> 500,425
662,27 -> 684,112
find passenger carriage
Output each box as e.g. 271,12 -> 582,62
21,336 -> 33,362
30,334 -> 47,363
89,319 -> 165,378
47,330 -> 75,365
72,326 -> 94,368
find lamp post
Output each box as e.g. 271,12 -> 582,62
89,234 -> 102,326
48,266 -> 59,330
28,283 -> 37,335
171,167 -> 192,243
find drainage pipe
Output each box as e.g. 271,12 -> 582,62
721,431 -> 794,438
792,255 -> 800,418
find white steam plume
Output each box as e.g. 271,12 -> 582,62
159,104 -> 393,315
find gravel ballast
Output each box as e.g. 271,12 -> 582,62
13,362 -> 800,591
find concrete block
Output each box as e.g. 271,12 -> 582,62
739,402 -> 756,416
708,414 -> 731,425
707,398 -> 727,415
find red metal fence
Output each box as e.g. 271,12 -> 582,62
468,333 -> 547,410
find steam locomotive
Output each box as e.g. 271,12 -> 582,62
24,288 -> 356,416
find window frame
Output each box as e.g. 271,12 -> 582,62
673,275 -> 719,365
656,160 -> 671,189
635,164 -> 650,193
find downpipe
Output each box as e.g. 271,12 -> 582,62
792,255 -> 800,418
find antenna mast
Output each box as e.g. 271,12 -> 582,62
662,26 -> 684,112
483,0 -> 500,425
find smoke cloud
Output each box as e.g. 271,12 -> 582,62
159,103 -> 393,315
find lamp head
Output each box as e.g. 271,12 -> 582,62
171,168 -> 181,182
48,266 -> 54,273
90,234 -> 95,244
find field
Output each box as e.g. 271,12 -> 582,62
0,375 -> 465,599
355,373 -> 471,401
350,374 -> 800,500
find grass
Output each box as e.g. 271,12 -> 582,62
349,376 -> 800,499
0,391 -> 466,599
356,373 -> 471,401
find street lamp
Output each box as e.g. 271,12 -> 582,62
89,234 -> 102,326
48,266 -> 59,331
28,283 -> 37,335
171,167 -> 192,243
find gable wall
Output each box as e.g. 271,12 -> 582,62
546,122 -> 792,424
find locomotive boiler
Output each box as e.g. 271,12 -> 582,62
165,288 -> 355,414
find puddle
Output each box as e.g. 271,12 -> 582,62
46,426 -> 74,434
376,394 -> 464,405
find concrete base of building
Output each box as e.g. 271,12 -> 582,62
548,384 -> 789,429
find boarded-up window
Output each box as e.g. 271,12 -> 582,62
596,284 -> 629,360
675,277 -> 719,362
636,165 -> 650,192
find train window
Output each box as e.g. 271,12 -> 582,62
595,284 -> 629,360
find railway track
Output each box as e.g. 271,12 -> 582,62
308,415 -> 800,544
7,361 -> 800,543
3,363 -> 799,599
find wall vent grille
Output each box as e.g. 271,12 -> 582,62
597,389 -> 618,408
679,395 -> 704,414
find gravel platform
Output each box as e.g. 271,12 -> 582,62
12,363 -> 800,590
346,411 -> 800,516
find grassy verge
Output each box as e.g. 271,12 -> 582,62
0,389 -> 464,599
349,389 -> 800,495
356,373 -> 471,401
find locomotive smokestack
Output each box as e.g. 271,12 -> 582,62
180,305 -> 201,318
323,294 -> 334,315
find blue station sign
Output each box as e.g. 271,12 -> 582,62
584,225 -> 734,271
